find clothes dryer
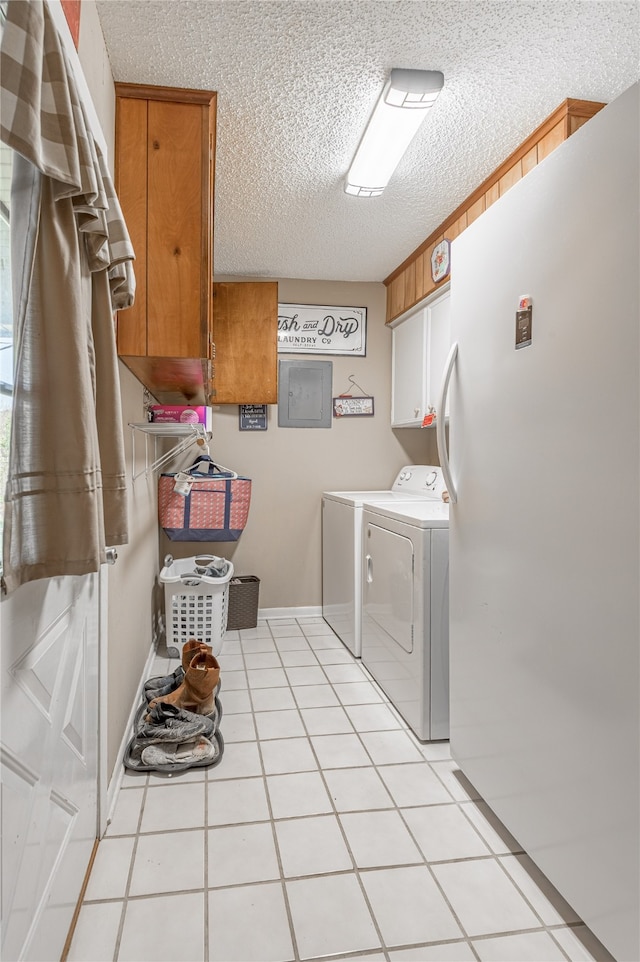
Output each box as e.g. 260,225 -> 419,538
322,466 -> 446,657
361,498 -> 449,740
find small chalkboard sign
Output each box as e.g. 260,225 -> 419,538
239,404 -> 268,431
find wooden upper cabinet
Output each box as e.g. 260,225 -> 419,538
115,83 -> 278,405
384,98 -> 606,324
212,282 -> 278,404
115,83 -> 216,401
115,95 -> 148,357
146,99 -> 210,357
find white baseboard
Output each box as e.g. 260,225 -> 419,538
257,605 -> 323,620
104,639 -> 160,833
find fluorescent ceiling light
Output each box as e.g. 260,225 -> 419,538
345,69 -> 444,197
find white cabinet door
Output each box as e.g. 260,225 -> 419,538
391,308 -> 428,427
391,289 -> 451,428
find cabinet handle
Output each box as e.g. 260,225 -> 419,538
366,554 -> 373,584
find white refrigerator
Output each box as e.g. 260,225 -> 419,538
438,83 -> 639,962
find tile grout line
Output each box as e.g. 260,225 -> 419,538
286,616 -> 391,961
304,624 -> 559,958
262,616 -> 411,959
240,621 -> 302,962
290,623 -> 523,960
299,622 -> 478,957
488,852 -> 575,960
111,769 -> 150,962
222,619 -> 530,955
204,756 -> 211,962
298,620 -> 588,958
270,618 -> 559,956
294,618 -> 486,956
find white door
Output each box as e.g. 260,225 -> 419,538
1,572 -> 101,962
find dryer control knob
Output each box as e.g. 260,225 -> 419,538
425,470 -> 437,486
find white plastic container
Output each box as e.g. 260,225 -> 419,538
160,555 -> 234,657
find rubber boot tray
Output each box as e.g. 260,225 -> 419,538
124,685 -> 225,775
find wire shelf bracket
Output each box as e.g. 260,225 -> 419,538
129,423 -> 210,482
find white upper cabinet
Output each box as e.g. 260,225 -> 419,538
391,305 -> 428,427
391,288 -> 451,428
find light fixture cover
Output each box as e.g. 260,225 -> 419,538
345,68 -> 444,197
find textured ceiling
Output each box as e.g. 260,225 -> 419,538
95,0 -> 639,282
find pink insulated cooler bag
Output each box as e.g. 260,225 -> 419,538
158,457 -> 252,542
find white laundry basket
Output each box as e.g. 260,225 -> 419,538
160,555 -> 234,657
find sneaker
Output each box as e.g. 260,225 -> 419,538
137,702 -> 215,742
124,729 -> 224,773
141,735 -> 218,767
143,665 -> 185,693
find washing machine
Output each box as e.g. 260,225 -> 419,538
322,466 -> 445,657
361,496 -> 449,740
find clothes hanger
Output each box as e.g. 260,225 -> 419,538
339,374 -> 371,397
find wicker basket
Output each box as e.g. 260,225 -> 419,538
226,575 -> 260,630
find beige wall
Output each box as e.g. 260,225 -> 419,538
78,2 -> 159,777
162,277 -> 439,609
106,368 -> 160,774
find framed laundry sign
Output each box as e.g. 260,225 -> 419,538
333,396 -> 374,418
277,304 -> 367,356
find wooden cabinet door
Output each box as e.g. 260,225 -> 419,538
147,100 -> 209,358
115,84 -> 215,372
115,96 -> 147,355
212,282 -> 278,403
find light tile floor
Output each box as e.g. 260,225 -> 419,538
68,617 -> 614,962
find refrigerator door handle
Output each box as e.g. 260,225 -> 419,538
436,342 -> 458,504
365,554 -> 373,583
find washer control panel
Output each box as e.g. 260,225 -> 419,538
392,465 -> 447,499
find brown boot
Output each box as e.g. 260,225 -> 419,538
144,640 -> 213,704
181,638 -> 211,670
149,651 -> 221,716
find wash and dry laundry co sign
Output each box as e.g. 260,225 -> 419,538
277,304 -> 367,356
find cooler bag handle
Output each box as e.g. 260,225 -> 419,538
171,458 -> 240,495
186,455 -> 239,480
